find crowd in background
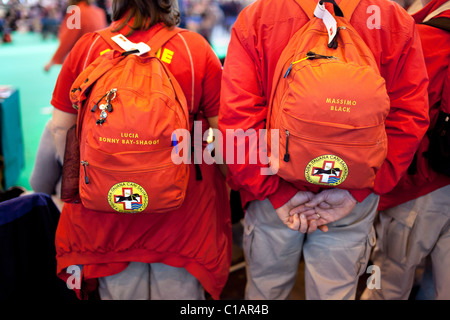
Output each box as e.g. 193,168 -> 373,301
0,0 -> 255,45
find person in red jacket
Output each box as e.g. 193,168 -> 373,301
31,1 -> 107,206
219,0 -> 429,299
50,0 -> 231,300
361,0 -> 450,300
44,0 -> 107,72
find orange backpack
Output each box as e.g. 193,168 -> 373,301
267,0 -> 390,190
68,27 -> 190,214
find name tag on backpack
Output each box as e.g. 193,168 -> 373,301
314,1 -> 337,45
111,34 -> 151,55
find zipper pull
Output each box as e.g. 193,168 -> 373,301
284,56 -> 310,78
284,64 -> 293,78
306,51 -> 337,60
81,161 -> 89,184
283,130 -> 290,162
91,92 -> 108,112
106,100 -> 113,112
106,88 -> 117,112
172,133 -> 178,153
328,26 -> 346,49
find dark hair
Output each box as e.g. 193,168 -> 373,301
111,0 -> 180,36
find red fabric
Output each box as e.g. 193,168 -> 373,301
52,22 -> 232,300
219,0 -> 430,209
50,2 -> 107,65
378,0 -> 450,211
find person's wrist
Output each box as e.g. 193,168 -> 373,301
268,179 -> 298,209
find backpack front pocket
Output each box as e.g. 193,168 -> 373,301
79,143 -> 188,214
277,110 -> 387,189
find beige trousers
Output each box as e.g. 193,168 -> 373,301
361,185 -> 450,300
243,193 -> 379,300
98,262 -> 205,300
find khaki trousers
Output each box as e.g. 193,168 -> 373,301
243,193 -> 379,300
98,262 -> 205,300
361,185 -> 450,300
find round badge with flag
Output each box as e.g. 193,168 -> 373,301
107,182 -> 149,213
305,154 -> 348,186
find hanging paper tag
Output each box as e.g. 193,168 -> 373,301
314,2 -> 337,45
111,34 -> 151,55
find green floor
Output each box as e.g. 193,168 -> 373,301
0,31 -> 61,190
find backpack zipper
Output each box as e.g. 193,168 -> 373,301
281,127 -> 383,165
285,125 -> 383,147
81,161 -> 89,184
80,158 -> 175,185
284,130 -> 290,162
284,51 -> 338,78
91,93 -> 108,112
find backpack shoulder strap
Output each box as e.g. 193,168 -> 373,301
337,0 -> 361,20
95,27 -> 120,50
294,0 -> 317,19
294,0 -> 360,20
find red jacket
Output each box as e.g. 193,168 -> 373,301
219,0 -> 430,209
50,2 -> 107,65
378,0 -> 450,211
52,22 -> 231,300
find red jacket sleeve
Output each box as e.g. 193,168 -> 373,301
373,23 -> 430,195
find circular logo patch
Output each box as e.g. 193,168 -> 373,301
108,182 -> 148,213
305,155 -> 348,186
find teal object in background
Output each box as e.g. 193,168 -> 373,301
0,89 -> 24,189
0,31 -> 60,190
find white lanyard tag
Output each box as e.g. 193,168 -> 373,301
111,34 -> 151,55
314,1 -> 337,45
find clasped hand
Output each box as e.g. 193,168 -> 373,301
275,189 -> 357,234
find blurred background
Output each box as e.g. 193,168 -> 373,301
0,0 -> 255,194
